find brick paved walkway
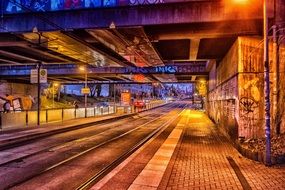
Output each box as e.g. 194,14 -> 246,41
160,110 -> 285,190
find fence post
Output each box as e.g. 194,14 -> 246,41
46,110 -> 48,124
26,110 -> 28,127
61,108 -> 64,121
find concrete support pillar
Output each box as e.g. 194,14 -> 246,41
189,39 -> 200,60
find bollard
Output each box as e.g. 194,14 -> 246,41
26,110 -> 28,126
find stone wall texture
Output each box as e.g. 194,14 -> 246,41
207,36 -> 285,140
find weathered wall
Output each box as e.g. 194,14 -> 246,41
207,39 -> 239,140
0,83 -> 37,110
208,36 -> 285,140
0,83 -> 37,96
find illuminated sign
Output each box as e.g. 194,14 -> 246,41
0,64 -> 207,76
81,87 -> 90,94
121,91 -> 131,105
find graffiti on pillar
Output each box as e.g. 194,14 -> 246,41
243,77 -> 261,102
239,97 -> 259,138
196,80 -> 207,97
239,97 -> 258,114
238,75 -> 263,138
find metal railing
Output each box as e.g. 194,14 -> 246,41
0,100 -> 166,130
0,106 -> 115,130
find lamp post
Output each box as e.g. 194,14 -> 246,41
263,0 -> 271,166
33,27 -> 41,126
80,66 -> 88,118
52,82 -> 59,108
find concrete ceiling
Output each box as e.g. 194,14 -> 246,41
0,19 -> 262,84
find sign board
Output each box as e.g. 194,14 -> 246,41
12,98 -> 22,111
121,92 -> 131,105
30,69 -> 47,83
81,87 -> 90,94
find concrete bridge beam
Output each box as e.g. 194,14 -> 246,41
1,1 -> 267,33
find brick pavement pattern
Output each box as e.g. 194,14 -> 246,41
162,110 -> 285,190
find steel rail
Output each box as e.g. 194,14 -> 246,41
0,104 -> 176,167
6,103 -> 181,189
76,105 -> 185,190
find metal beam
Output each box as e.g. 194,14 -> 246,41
0,64 -> 208,77
190,39 -> 200,61
0,58 -> 19,64
0,49 -> 38,62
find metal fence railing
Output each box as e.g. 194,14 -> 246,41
0,100 -> 166,130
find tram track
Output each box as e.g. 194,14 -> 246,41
0,103 -> 170,151
0,103 -> 184,190
0,104 -> 176,167
76,106 -> 185,190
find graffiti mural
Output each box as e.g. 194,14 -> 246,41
238,97 -> 260,138
1,0 -> 169,13
238,75 -> 263,139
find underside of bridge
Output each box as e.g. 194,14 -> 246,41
0,0 -> 283,84
0,0 -> 285,141
0,22 -> 261,83
0,0 -> 284,83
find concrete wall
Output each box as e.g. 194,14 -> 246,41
207,39 -> 239,140
0,83 -> 37,96
0,82 -> 37,111
208,36 -> 285,140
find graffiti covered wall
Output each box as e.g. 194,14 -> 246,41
207,39 -> 239,139
208,36 -> 285,140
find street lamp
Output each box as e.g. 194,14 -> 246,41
263,0 -> 271,166
32,26 -> 42,126
79,66 -> 88,117
52,82 -> 59,108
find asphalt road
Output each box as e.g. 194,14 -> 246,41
0,102 -> 187,190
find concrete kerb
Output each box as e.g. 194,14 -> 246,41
0,113 -> 137,151
236,142 -> 285,165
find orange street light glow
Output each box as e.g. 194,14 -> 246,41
79,66 -> 85,71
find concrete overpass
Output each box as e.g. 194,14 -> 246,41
1,0 -> 268,33
0,0 -> 285,142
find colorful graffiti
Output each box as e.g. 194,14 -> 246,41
1,0 -> 167,13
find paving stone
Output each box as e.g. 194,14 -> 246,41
161,110 -> 285,190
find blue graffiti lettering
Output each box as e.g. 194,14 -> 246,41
6,0 -> 22,12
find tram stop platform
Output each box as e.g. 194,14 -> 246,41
92,110 -> 285,190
